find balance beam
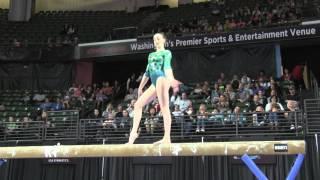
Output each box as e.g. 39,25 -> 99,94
0,140 -> 305,159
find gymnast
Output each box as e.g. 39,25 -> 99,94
127,32 -> 180,144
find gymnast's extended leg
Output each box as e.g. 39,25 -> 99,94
127,86 -> 156,144
154,77 -> 172,144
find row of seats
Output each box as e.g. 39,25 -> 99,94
0,0 -> 307,46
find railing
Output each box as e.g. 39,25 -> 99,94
310,71 -> 320,99
0,110 -> 305,144
304,99 -> 320,135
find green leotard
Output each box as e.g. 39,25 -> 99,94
144,49 -> 172,86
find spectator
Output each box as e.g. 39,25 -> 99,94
126,73 -> 138,92
224,83 -> 236,102
268,104 -> 285,127
230,106 -> 246,126
52,97 -> 64,111
176,92 -> 192,112
89,109 -> 101,119
192,83 -> 203,95
102,103 -> 115,118
252,105 -> 266,126
211,83 -> 220,104
172,105 -> 184,124
115,104 -> 123,119
124,88 -> 136,102
6,116 -> 17,135
249,94 -> 263,112
127,99 -> 136,118
285,100 -> 300,130
237,83 -> 250,103
241,73 -> 251,84
170,91 -> 181,109
95,89 -> 107,108
282,68 -> 292,81
119,110 -> 130,129
184,106 -> 195,134
102,113 -> 117,130
196,104 -> 208,132
215,94 -> 230,113
265,95 -> 284,112
286,86 -> 300,102
144,107 -> 159,134
102,81 -> 113,100
201,83 -> 211,99
208,109 -> 224,124
40,98 -> 52,111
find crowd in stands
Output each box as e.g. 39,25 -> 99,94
1,0 -> 305,47
0,67 -> 304,138
155,0 -> 301,36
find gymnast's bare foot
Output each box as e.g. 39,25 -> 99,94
126,132 -> 139,144
153,137 -> 171,145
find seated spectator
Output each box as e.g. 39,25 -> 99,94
172,105 -> 184,123
21,116 -> 31,129
6,116 -> 17,135
215,94 -> 230,113
113,80 -> 121,97
102,81 -> 113,99
89,109 -> 101,119
230,106 -> 246,126
119,110 -> 130,129
103,103 -> 115,117
175,92 -> 192,113
126,99 -> 136,118
249,94 -> 263,112
201,83 -> 211,99
265,95 -> 284,112
241,73 -> 251,84
95,89 -> 107,108
124,88 -> 136,102
252,105 -> 267,126
40,98 -> 52,111
115,104 -> 123,119
268,105 -> 280,127
126,73 -> 138,92
192,83 -> 203,95
102,113 -> 117,130
224,83 -> 236,103
211,83 -> 220,104
83,85 -> 93,99
236,83 -> 250,103
285,100 -> 301,130
208,109 -> 224,124
52,97 -> 64,111
196,104 -> 208,132
267,90 -> 281,104
286,86 -> 300,102
170,91 -> 181,109
144,107 -> 159,134
184,106 -> 195,135
231,75 -> 240,90
282,68 -> 292,81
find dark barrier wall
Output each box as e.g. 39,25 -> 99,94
172,45 -> 275,83
0,63 -> 74,90
0,138 -> 318,180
